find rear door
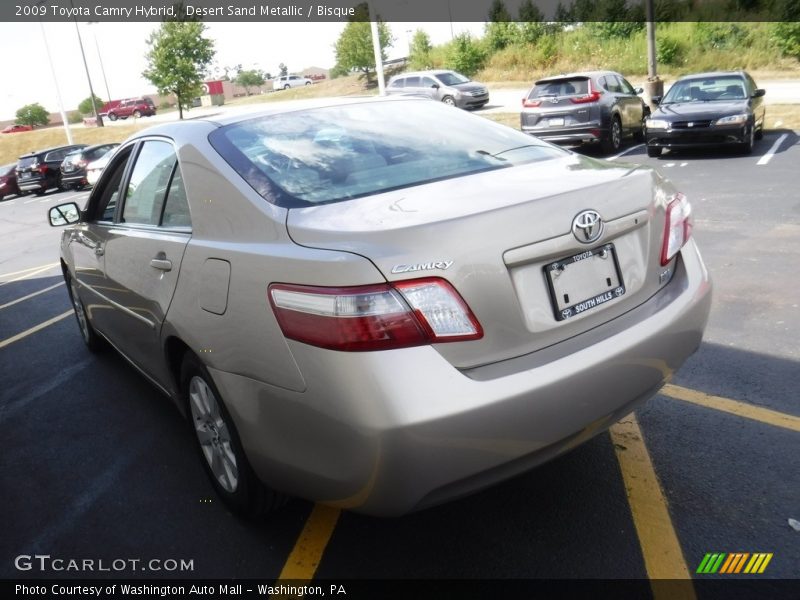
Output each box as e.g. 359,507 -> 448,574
94,139 -> 192,385
614,74 -> 644,133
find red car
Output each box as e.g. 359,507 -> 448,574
1,124 -> 33,134
0,163 -> 22,200
106,98 -> 156,121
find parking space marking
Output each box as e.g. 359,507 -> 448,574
610,414 -> 695,597
0,262 -> 59,285
23,197 -> 41,204
0,281 -> 63,310
0,263 -> 58,280
757,133 -> 788,165
275,504 -> 340,583
661,384 -> 800,433
0,200 -> 15,206
0,310 -> 72,350
607,144 -> 644,161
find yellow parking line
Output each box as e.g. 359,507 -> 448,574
0,263 -> 60,286
661,384 -> 800,433
0,282 -> 64,310
0,262 -> 59,280
274,504 -> 340,587
0,310 -> 72,350
610,414 -> 695,599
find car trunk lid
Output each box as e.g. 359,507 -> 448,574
286,154 -> 671,369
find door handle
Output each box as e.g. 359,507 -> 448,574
150,258 -> 173,271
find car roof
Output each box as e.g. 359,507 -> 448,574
673,71 -> 748,81
68,142 -> 120,154
391,70 -> 460,78
535,71 -> 615,84
18,144 -> 87,159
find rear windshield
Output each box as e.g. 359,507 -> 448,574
209,100 -> 565,207
662,76 -> 747,103
17,157 -> 38,169
530,77 -> 589,99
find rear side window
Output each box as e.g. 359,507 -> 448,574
122,141 -> 176,225
530,78 -> 589,98
405,76 -> 421,87
159,167 -> 191,229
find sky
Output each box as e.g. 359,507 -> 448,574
0,20 -> 485,121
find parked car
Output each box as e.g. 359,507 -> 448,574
0,163 -> 21,200
644,71 -> 766,157
273,75 -> 312,91
60,144 -> 120,190
1,124 -> 33,134
106,98 -> 157,121
386,70 -> 489,109
521,71 -> 648,154
85,148 -> 117,187
16,144 -> 87,195
48,97 -> 711,517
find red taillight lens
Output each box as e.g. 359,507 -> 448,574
522,98 -> 542,108
269,278 -> 483,352
569,91 -> 602,104
37,164 -> 48,174
661,193 -> 693,266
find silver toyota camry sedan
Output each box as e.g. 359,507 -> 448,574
48,97 -> 711,517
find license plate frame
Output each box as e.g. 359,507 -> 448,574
548,117 -> 565,127
544,243 -> 626,321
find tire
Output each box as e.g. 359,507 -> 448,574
283,84 -> 290,90
305,81 -> 311,86
133,110 -> 142,118
740,125 -> 755,155
107,113 -> 117,121
181,353 -> 286,517
66,274 -> 104,352
755,121 -> 764,141
601,116 -> 622,154
442,96 -> 456,106
647,146 -> 662,158
633,117 -> 646,143
35,189 -> 45,196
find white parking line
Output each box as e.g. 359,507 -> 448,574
0,282 -> 63,311
757,133 -> 788,166
607,144 -> 644,161
0,201 -> 14,206
24,197 -> 41,204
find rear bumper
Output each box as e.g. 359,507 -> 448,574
17,177 -> 48,192
646,125 -> 748,148
522,125 -> 606,146
60,172 -> 88,186
211,240 -> 711,516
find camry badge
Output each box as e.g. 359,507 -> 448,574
572,210 -> 604,244
391,260 -> 454,274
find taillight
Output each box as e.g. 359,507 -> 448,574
569,91 -> 602,104
661,193 -> 693,266
37,164 -> 48,174
268,278 -> 483,352
522,98 -> 541,108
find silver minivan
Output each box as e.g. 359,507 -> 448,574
386,70 -> 489,109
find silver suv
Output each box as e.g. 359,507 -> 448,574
386,70 -> 489,109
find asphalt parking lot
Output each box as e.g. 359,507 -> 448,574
1,129 -> 798,597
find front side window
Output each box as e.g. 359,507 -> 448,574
122,141 -> 176,225
93,147 -> 132,222
436,72 -> 470,86
209,99 -> 565,207
421,77 -> 437,88
405,76 -> 421,87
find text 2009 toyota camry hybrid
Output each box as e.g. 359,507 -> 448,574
49,97 -> 711,516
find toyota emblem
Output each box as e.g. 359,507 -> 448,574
572,210 -> 604,244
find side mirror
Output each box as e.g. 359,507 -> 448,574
48,202 -> 81,227
635,87 -> 644,94
651,96 -> 662,106
752,88 -> 765,98
431,83 -> 440,89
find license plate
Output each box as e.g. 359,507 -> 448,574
20,172 -> 31,179
544,244 -> 625,321
548,118 -> 565,127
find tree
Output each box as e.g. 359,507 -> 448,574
278,63 -> 288,76
446,33 -> 486,77
235,70 -> 265,95
142,21 -> 215,120
485,0 -> 518,51
15,103 -> 49,128
518,0 -> 545,44
408,29 -> 432,69
333,3 -> 393,84
78,95 -> 104,116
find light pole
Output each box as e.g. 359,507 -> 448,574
71,1 -> 103,127
35,15 -> 73,143
88,22 -> 112,102
367,0 -> 386,96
